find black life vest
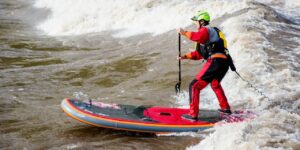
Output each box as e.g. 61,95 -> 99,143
196,27 -> 236,71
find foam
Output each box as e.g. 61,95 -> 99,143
34,0 -> 300,149
165,0 -> 300,149
187,0 -> 300,149
34,0 -> 248,37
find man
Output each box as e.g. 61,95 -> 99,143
177,11 -> 232,121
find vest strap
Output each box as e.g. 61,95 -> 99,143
211,53 -> 227,59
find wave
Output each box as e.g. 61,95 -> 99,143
188,0 -> 300,149
34,0 -> 248,37
34,0 -> 300,149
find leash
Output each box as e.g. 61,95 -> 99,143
234,71 -> 271,102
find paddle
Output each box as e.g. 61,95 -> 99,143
175,33 -> 181,94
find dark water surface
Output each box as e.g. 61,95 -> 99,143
3,0 -> 300,149
0,0 -> 202,149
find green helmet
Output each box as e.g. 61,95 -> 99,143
191,11 -> 210,22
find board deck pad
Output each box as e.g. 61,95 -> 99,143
144,107 -> 222,124
61,99 -> 255,133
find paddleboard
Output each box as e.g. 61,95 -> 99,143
61,98 -> 254,133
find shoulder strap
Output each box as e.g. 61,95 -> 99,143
213,27 -> 220,38
213,27 -> 220,32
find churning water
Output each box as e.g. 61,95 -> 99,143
0,0 -> 299,149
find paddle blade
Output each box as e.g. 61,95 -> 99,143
175,82 -> 181,94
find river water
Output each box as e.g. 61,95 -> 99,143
1,0 -> 300,150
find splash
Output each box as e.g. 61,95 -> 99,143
73,91 -> 89,100
33,0 -> 300,149
34,0 -> 248,37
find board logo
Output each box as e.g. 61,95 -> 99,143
84,101 -> 121,109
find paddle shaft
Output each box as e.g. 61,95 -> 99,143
178,33 -> 181,84
175,33 -> 181,94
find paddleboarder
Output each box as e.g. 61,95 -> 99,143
177,11 -> 232,121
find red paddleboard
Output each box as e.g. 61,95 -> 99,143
61,98 -> 255,133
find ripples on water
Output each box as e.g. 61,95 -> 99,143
0,0 -> 202,149
1,0 -> 300,149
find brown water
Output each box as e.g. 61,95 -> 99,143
0,0 -> 204,149
2,0 -> 300,150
